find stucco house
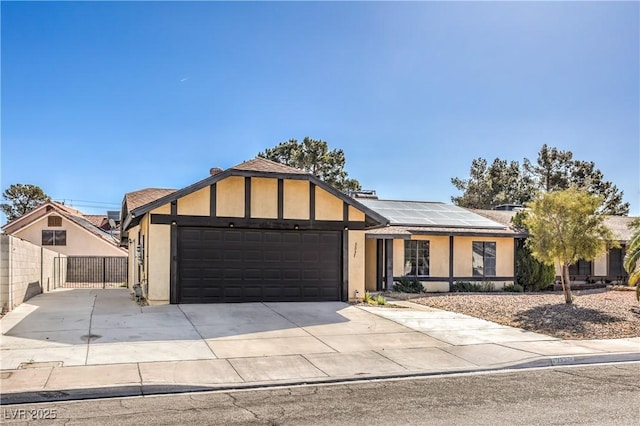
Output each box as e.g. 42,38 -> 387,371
121,158 -> 521,305
2,201 -> 126,257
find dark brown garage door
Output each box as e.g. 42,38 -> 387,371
178,228 -> 342,303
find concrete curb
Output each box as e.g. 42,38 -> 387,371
2,352 -> 638,406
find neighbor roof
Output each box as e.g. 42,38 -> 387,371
2,201 -> 123,248
84,214 -> 107,228
358,199 -> 507,229
473,208 -> 638,242
604,215 -> 637,242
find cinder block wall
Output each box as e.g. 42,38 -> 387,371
0,235 -> 67,312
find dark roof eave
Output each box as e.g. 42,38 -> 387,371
390,221 -> 509,231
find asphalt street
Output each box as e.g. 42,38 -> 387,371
2,363 -> 638,425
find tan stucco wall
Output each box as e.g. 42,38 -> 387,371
13,213 -> 126,257
147,223 -> 170,303
151,204 -> 171,215
393,239 -> 404,277
453,236 -> 514,278
348,231 -> 365,300
178,187 -> 209,216
593,254 -> 607,276
348,206 -> 365,222
216,176 -> 245,217
251,177 -> 278,219
365,238 -> 377,291
315,187 -> 343,221
283,180 -> 309,220
423,282 -> 450,292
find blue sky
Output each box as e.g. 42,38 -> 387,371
2,1 -> 638,223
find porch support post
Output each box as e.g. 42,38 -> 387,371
376,239 -> 384,291
384,239 -> 394,291
342,230 -> 349,302
449,235 -> 454,291
169,201 -> 178,304
514,238 -> 519,285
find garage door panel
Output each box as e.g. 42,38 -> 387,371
202,249 -> 222,260
202,287 -> 223,298
264,252 -> 281,263
321,270 -> 339,281
281,287 -> 301,298
203,230 -> 223,240
224,287 -> 243,298
178,228 -> 341,303
245,250 -> 263,262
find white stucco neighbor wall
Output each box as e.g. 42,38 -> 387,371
0,235 -> 67,312
12,213 -> 126,257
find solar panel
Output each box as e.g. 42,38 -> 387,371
358,199 -> 505,229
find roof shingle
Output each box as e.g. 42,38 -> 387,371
231,157 -> 308,175
125,188 -> 177,211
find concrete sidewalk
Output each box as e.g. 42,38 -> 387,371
1,289 -> 638,404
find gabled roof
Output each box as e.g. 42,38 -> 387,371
125,188 -> 177,211
2,201 -> 71,233
122,157 -> 388,231
232,157 -> 308,174
2,201 -> 124,249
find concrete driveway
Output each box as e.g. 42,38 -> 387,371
3,288 -> 638,397
2,289 -> 448,369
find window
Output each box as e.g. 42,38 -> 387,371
608,247 -> 625,276
404,240 -> 429,276
568,259 -> 591,276
48,215 -> 62,227
472,242 -> 496,277
42,230 -> 66,246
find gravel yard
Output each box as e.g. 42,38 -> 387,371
407,289 -> 640,340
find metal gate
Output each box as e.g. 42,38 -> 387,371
56,256 -> 127,289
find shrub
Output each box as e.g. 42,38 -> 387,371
515,241 -> 555,291
503,283 -> 524,293
363,291 -> 374,304
513,214 -> 556,291
394,276 -> 423,293
481,281 -> 495,292
362,291 -> 387,306
451,281 -> 483,292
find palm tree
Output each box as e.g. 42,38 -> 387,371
624,219 -> 640,301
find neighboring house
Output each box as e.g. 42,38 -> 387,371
474,209 -> 637,284
121,158 -> 521,305
84,210 -> 121,239
1,201 -> 126,257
